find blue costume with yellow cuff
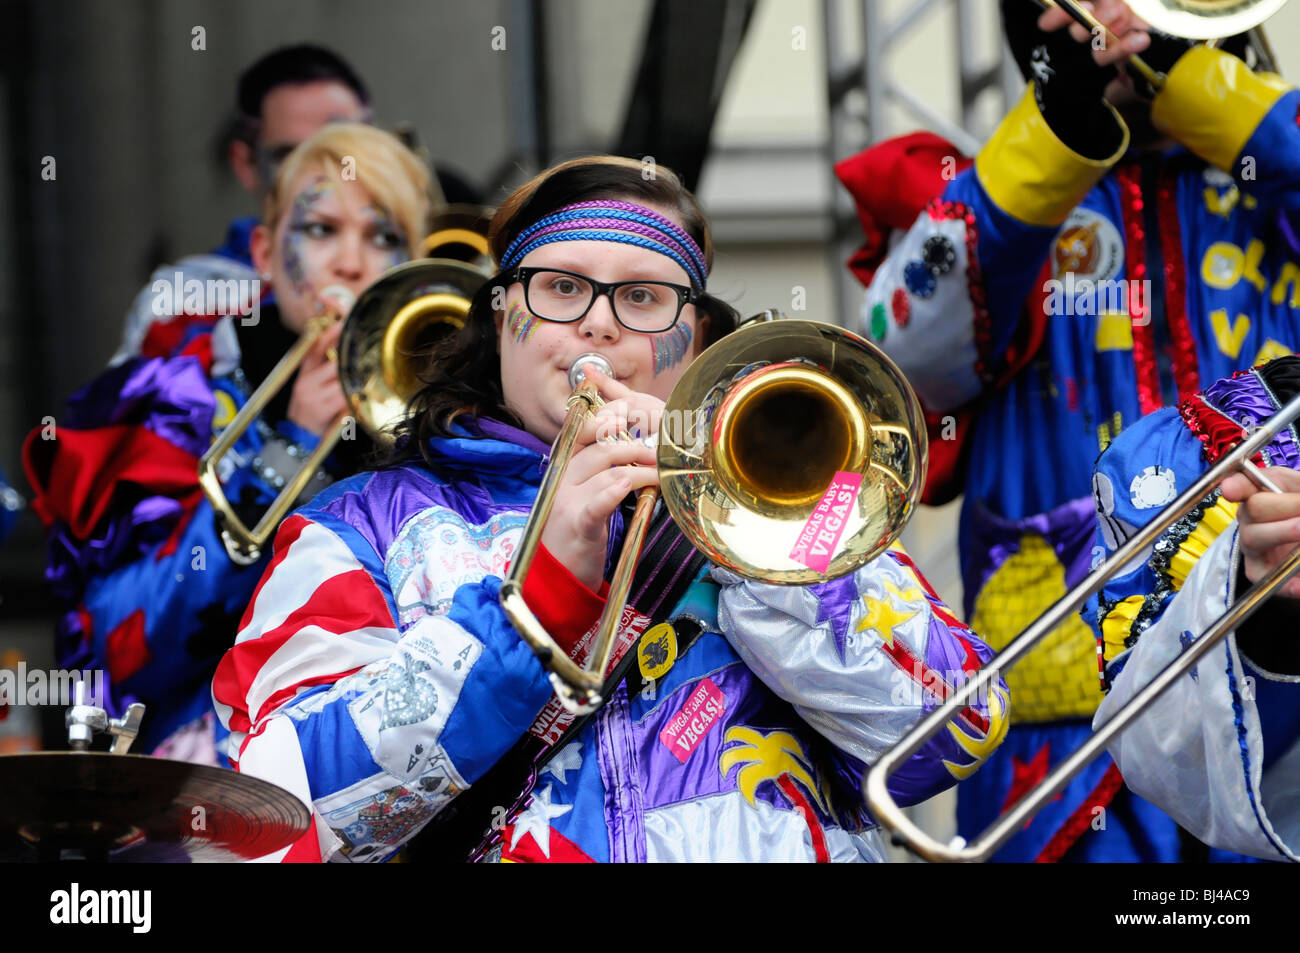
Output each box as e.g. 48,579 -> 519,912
839,47 -> 1300,860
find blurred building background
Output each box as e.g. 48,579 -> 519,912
1,0 -> 1297,849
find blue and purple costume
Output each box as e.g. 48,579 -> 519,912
1086,361 -> 1300,861
838,47 -> 1300,859
213,419 -> 1009,862
24,309 -> 338,758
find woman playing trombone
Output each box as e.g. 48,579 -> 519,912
24,123 -> 436,762
214,155 -> 1010,863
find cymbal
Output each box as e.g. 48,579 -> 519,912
0,752 -> 310,862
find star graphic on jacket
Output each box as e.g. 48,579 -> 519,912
544,741 -> 583,787
856,581 -> 922,648
509,784 -> 572,859
999,743 -> 1062,825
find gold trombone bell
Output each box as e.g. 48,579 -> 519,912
501,318 -> 929,714
199,220 -> 492,563
1125,0 -> 1288,40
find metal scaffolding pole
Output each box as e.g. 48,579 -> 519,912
823,0 -> 1018,329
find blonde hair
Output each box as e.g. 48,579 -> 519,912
263,123 -> 441,256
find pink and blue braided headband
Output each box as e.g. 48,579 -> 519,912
499,200 -> 709,289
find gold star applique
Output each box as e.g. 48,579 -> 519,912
856,581 -> 923,647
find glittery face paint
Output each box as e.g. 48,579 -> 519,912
507,301 -> 542,344
273,174 -> 412,333
365,204 -> 409,271
281,176 -> 333,301
651,321 -> 693,375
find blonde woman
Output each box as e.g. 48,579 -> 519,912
24,124 -> 437,765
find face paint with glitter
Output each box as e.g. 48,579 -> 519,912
281,176 -> 334,300
651,321 -> 693,375
507,301 -> 542,344
365,204 -> 409,270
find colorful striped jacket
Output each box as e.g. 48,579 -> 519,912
213,419 -> 1009,862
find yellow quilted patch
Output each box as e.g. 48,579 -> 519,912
970,533 -> 1099,723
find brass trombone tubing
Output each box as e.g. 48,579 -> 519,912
420,227 -> 490,262
499,379 -> 611,713
196,313 -> 346,564
865,388 -> 1300,863
499,370 -> 664,715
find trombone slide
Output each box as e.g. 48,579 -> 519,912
197,313 -> 344,564
864,388 -> 1300,862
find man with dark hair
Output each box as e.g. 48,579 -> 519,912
227,44 -> 372,200
114,44 -> 371,362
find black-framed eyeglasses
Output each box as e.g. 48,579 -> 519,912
504,266 -> 701,333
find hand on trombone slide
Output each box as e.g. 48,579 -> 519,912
540,365 -> 662,592
286,318 -> 348,438
1038,0 -> 1154,67
1221,465 -> 1300,601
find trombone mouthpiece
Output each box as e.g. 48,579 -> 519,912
319,285 -> 357,317
569,353 -> 614,388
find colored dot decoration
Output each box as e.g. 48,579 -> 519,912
891,287 -> 911,328
903,260 -> 937,299
922,234 -> 957,274
870,302 -> 888,341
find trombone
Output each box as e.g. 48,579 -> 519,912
865,389 -> 1300,862
199,212 -> 492,563
1038,0 -> 1288,90
500,317 -> 929,714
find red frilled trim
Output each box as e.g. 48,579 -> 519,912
1178,394 -> 1263,467
927,199 -> 992,384
1115,164 -> 1162,417
1156,170 -> 1199,402
518,544 -> 610,659
1034,762 -> 1125,863
140,313 -> 220,364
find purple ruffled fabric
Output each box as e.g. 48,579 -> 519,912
965,495 -> 1099,620
64,356 -> 214,457
45,356 -> 214,593
1202,370 -> 1300,469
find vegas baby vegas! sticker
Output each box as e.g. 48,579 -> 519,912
788,471 -> 863,574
